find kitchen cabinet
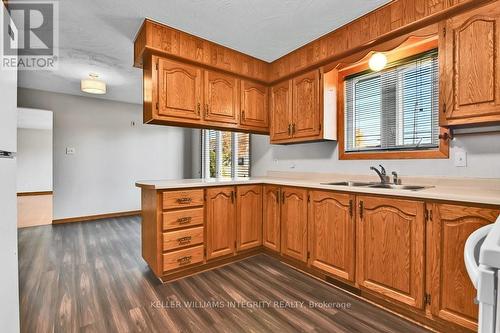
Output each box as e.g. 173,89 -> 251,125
240,80 -> 269,131
356,196 -> 425,309
280,187 -> 308,262
236,185 -> 263,251
156,57 -> 203,122
428,203 -> 500,331
204,70 -> 239,124
263,185 -> 281,252
292,70 -> 321,139
308,191 -> 355,282
270,69 -> 336,144
206,187 -> 236,260
440,2 -> 500,127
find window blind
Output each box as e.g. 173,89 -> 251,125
201,129 -> 250,178
344,49 -> 439,153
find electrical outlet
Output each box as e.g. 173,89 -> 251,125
66,147 -> 76,155
454,149 -> 467,167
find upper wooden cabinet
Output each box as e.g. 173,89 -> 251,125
270,69 -> 336,144
206,187 -> 236,260
429,203 -> 500,331
263,185 -> 281,252
356,196 -> 425,309
292,70 -> 321,139
156,58 -> 203,122
236,185 -> 263,251
145,55 -> 269,134
240,80 -> 269,130
204,71 -> 239,124
308,191 -> 355,282
440,2 -> 500,126
280,187 -> 308,262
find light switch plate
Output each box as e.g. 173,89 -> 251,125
454,149 -> 467,167
66,147 -> 76,155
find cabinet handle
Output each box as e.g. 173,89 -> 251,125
205,104 -> 209,116
231,191 -> 235,204
292,123 -> 296,135
242,110 -> 245,120
349,199 -> 353,217
197,103 -> 201,115
359,201 -> 364,219
288,124 -> 292,136
176,197 -> 192,204
281,191 -> 285,204
177,256 -> 192,265
276,190 -> 279,204
177,216 -> 192,224
177,236 -> 192,244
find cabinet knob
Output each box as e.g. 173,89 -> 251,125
197,103 -> 201,115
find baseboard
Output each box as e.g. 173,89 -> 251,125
17,191 -> 53,196
52,210 -> 141,224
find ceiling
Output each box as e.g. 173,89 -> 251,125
17,0 -> 391,105
17,108 -> 53,130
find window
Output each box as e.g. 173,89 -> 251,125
339,38 -> 448,160
201,130 -> 250,178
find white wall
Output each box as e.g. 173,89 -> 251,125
18,88 -> 193,220
251,133 -> 500,179
17,128 -> 53,192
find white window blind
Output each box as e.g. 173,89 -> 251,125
345,49 -> 439,153
201,130 -> 250,178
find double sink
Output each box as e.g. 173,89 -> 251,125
320,181 -> 433,191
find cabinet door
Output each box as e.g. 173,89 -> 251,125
281,187 -> 308,262
240,80 -> 268,130
441,3 -> 500,126
292,70 -> 321,139
157,58 -> 202,120
263,185 -> 281,252
309,191 -> 355,282
204,70 -> 239,124
357,196 -> 425,309
270,80 -> 293,142
236,185 -> 262,251
206,187 -> 236,260
429,203 -> 500,331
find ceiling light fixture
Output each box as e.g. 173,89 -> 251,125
368,52 -> 387,72
81,73 -> 106,95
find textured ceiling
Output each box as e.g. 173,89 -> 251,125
18,0 -> 391,105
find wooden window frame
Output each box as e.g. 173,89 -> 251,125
338,36 -> 449,160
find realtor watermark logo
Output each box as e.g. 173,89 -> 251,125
1,0 -> 59,70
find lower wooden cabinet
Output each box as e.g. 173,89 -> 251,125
280,187 -> 308,262
236,185 -> 263,251
263,185 -> 281,252
356,195 -> 426,309
308,191 -> 355,282
429,203 -> 500,331
206,187 -> 236,259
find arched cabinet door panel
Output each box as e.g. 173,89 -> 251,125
263,185 -> 281,252
292,70 -> 320,139
204,71 -> 239,124
270,80 -> 293,142
441,2 -> 500,126
280,187 -> 308,262
240,80 -> 269,130
236,185 -> 263,251
356,196 -> 425,309
206,186 -> 236,260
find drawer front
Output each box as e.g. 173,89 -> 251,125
163,226 -> 204,251
163,245 -> 204,272
163,207 -> 204,231
163,189 -> 204,209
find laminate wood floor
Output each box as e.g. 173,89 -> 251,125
18,216 -> 431,333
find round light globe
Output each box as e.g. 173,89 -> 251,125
368,52 -> 387,72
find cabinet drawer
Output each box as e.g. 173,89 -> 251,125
163,189 -> 204,209
163,226 -> 204,251
163,207 -> 204,231
163,245 -> 204,272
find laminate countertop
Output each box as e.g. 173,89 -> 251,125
136,173 -> 500,206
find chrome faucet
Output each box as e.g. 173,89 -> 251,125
370,165 -> 390,184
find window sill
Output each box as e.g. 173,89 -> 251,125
339,147 -> 449,160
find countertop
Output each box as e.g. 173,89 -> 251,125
136,173 -> 500,206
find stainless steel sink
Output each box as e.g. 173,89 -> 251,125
320,181 -> 374,187
321,181 -> 433,191
367,184 -> 433,191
